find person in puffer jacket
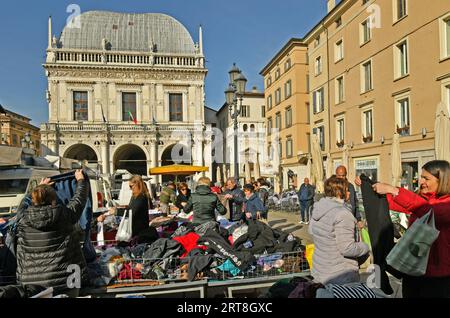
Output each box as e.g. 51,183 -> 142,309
309,175 -> 369,285
16,169 -> 89,297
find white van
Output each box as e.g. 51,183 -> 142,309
0,167 -> 112,218
0,167 -> 60,217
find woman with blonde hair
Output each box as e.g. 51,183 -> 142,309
356,160 -> 450,298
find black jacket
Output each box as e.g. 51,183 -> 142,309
175,190 -> 191,211
360,174 -> 397,295
184,185 -> 226,225
347,183 -> 361,221
16,180 -> 89,292
223,186 -> 246,221
128,194 -> 150,237
197,228 -> 255,271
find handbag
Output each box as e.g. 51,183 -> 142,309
386,210 -> 440,276
360,228 -> 372,248
115,209 -> 133,242
305,244 -> 314,270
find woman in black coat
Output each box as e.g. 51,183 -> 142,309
16,170 -> 88,297
127,175 -> 155,240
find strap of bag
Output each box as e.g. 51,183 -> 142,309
427,209 -> 436,228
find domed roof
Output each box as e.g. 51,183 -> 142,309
59,11 -> 196,54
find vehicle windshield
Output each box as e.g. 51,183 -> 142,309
0,179 -> 29,195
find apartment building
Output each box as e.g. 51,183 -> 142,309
306,0 -> 450,189
260,39 -> 310,191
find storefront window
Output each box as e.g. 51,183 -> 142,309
355,158 -> 378,182
401,162 -> 419,192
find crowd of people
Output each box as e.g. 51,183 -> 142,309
1,159 -> 449,298
307,160 -> 450,298
0,174 -> 273,297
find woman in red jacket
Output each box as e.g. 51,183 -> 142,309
357,160 -> 450,298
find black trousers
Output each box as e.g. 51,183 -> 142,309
402,275 -> 450,298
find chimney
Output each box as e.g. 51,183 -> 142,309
252,86 -> 258,93
327,0 -> 336,13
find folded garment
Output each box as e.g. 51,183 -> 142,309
194,221 -> 218,237
232,224 -> 249,244
177,211 -> 193,219
118,263 -> 142,280
171,223 -> 195,238
319,283 -> 377,299
173,232 -> 206,258
243,240 -> 254,249
257,253 -> 283,267
217,259 -> 241,276
218,219 -> 238,230
99,247 -> 122,264
150,216 -> 175,227
188,254 -> 214,281
197,228 -> 255,271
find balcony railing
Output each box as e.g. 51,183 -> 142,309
50,49 -> 202,69
40,122 -> 206,133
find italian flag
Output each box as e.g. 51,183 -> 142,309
128,111 -> 137,125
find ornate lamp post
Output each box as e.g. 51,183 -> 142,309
224,63 -> 247,183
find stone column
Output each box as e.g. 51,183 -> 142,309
192,137 -> 203,167
101,139 -> 110,175
149,140 -> 157,183
204,139 -> 212,179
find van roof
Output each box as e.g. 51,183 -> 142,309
0,167 -> 59,180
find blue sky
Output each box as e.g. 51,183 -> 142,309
0,0 -> 327,126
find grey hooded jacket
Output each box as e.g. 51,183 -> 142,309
308,197 -> 369,285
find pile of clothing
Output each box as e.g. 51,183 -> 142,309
87,219 -> 306,286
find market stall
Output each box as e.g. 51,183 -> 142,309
149,164 -> 209,183
85,215 -> 310,298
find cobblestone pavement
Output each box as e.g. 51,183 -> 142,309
267,209 -> 313,245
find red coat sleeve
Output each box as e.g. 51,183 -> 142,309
387,188 -> 427,215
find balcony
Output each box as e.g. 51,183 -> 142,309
47,49 -> 204,69
40,122 -> 207,134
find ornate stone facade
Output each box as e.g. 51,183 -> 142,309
40,12 -> 211,181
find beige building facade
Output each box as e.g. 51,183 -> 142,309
306,0 -> 450,189
40,11 -> 212,182
0,108 -> 41,155
216,87 -> 269,183
260,39 -> 311,191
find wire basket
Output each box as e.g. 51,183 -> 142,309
101,250 -> 310,286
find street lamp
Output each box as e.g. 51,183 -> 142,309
224,63 -> 247,184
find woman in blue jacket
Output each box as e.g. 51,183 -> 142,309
243,184 -> 266,220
